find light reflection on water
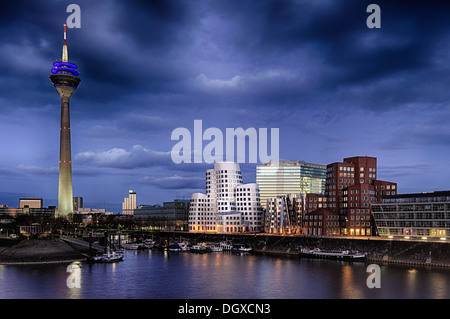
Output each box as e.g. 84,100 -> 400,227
0,250 -> 448,299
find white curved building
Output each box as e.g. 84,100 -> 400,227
189,162 -> 263,233
236,183 -> 263,232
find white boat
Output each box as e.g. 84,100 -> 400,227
231,244 -> 252,253
168,243 -> 182,251
190,244 -> 208,253
143,239 -> 156,248
168,241 -> 190,252
298,247 -> 367,261
122,243 -> 139,250
207,245 -> 223,252
219,241 -> 233,251
179,241 -> 190,251
89,251 -> 124,263
101,251 -> 124,263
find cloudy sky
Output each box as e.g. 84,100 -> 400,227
1,0 -> 449,212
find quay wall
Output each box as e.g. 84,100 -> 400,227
159,231 -> 450,268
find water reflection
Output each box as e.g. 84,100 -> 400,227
0,251 -> 448,299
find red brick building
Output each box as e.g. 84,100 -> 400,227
323,156 -> 397,236
303,208 -> 340,236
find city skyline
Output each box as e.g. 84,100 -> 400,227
1,1 -> 450,213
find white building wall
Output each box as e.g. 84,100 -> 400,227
189,162 -> 262,233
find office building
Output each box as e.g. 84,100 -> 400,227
134,199 -> 190,231
122,190 -> 136,215
303,208 -> 340,236
73,197 -> 83,212
49,24 -> 81,217
372,191 -> 450,240
19,198 -> 43,209
256,161 -> 326,208
235,183 -> 263,232
324,156 -> 397,236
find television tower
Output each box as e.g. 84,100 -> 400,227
49,24 -> 81,218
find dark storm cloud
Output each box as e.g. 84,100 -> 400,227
143,175 -> 204,190
2,0 -> 449,114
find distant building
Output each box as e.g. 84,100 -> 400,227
256,161 -> 326,208
122,190 -> 136,215
0,207 -> 23,218
19,225 -> 52,238
73,197 -> 83,212
73,207 -> 114,225
0,206 -> 55,218
134,200 -> 190,231
19,198 -> 43,209
372,191 -> 450,240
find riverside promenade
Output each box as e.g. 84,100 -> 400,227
159,231 -> 450,268
0,238 -> 93,265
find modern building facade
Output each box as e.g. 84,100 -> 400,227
134,200 -> 190,231
303,208 -> 340,236
0,206 -> 56,218
256,161 -> 326,208
49,24 -> 81,218
189,162 -> 263,233
73,197 -> 83,212
216,211 -> 248,233
122,190 -> 136,215
372,191 -> 450,240
235,183 -> 263,232
19,198 -> 43,209
265,194 -> 304,234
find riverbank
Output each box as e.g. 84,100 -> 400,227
0,238 -> 92,265
159,231 -> 450,268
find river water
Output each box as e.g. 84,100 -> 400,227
0,250 -> 448,299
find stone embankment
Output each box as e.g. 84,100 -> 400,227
0,238 -> 92,265
160,231 -> 450,268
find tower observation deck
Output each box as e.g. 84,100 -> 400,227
49,24 -> 81,218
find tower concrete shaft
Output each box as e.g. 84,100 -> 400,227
49,24 -> 81,218
58,93 -> 74,216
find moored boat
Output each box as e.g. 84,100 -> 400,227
207,244 -> 223,252
178,241 -> 190,251
298,247 -> 367,261
122,243 -> 139,250
101,251 -> 124,263
88,251 -> 124,263
219,241 -> 233,251
231,244 -> 252,253
190,244 -> 208,253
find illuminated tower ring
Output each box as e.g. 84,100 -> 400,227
49,24 -> 81,218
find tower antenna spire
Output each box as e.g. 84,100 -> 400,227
62,24 -> 68,62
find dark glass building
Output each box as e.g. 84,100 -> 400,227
134,200 -> 190,231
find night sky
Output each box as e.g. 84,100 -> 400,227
1,0 -> 449,212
